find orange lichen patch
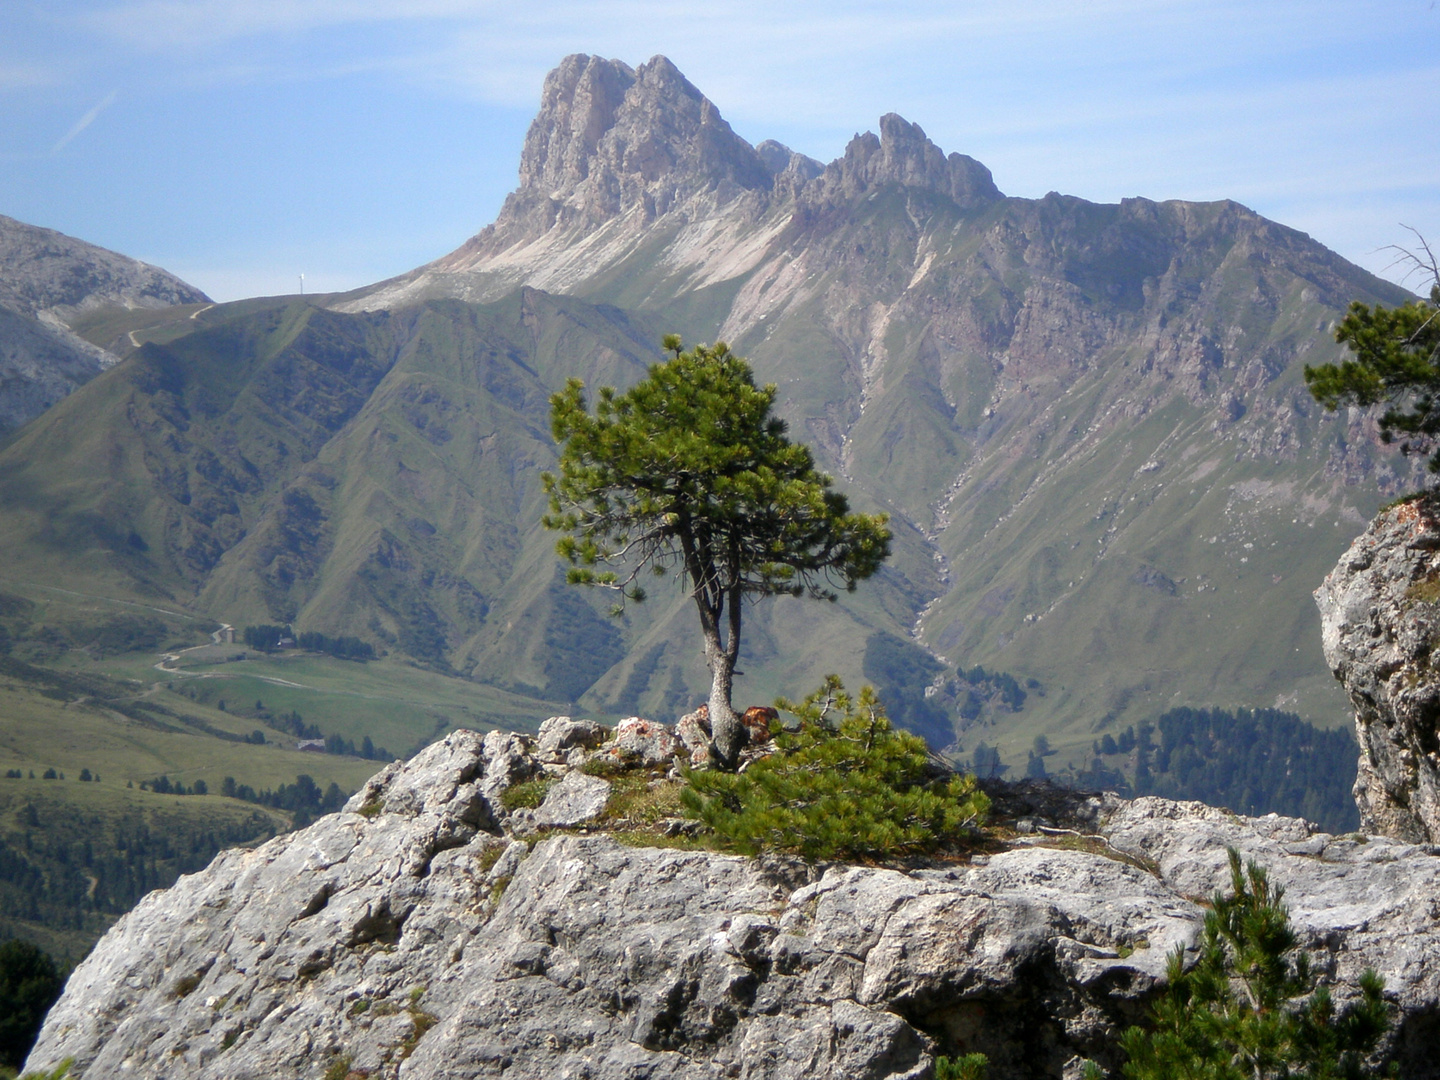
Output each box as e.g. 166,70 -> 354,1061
741,706 -> 778,745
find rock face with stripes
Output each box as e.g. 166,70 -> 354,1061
1318,492 -> 1440,843
26,729 -> 1440,1079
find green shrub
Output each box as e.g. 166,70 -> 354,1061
1120,849 -> 1394,1080
681,677 -> 988,861
13,1058 -> 71,1080
935,1053 -> 989,1079
170,972 -> 203,999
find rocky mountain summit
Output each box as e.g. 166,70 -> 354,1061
320,52 -> 1421,741
0,214 -> 207,321
0,214 -> 208,430
346,55 -> 1004,311
1318,492 -> 1440,843
26,720 -> 1440,1079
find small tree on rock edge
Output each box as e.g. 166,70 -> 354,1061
1119,848 -> 1394,1080
1306,233 -> 1440,470
544,336 -> 892,769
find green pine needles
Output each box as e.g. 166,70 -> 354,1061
543,335 -> 890,770
680,677 -> 989,861
1306,272 -> 1440,470
1120,849 -> 1394,1080
934,1053 -> 990,1080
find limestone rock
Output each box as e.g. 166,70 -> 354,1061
676,707 -> 713,769
806,113 -> 1001,211
1316,494 -> 1440,842
534,770 -> 612,828
26,734 -> 1440,1080
608,715 -> 680,765
536,716 -> 608,762
447,54 -> 772,267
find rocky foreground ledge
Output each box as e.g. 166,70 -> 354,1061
1318,492 -> 1440,844
26,725 -> 1440,1080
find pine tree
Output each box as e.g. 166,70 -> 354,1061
0,940 -> 64,1070
1305,237 -> 1440,470
544,336 -> 891,768
1120,849 -> 1394,1080
681,678 -> 988,860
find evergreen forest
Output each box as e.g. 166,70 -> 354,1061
1068,706 -> 1360,833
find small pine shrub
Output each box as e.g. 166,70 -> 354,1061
1120,849 -> 1395,1080
681,677 -> 989,861
170,973 -> 203,999
935,1052 -> 989,1079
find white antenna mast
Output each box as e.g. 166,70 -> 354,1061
299,273 -> 305,296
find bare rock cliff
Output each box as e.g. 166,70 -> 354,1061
438,54 -> 775,270
25,726 -> 1440,1080
1317,493 -> 1440,842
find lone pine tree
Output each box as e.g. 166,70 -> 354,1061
543,336 -> 891,769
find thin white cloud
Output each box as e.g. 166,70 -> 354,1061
24,0 -> 1439,291
84,0 -> 496,49
0,62 -> 58,90
52,90 -> 117,152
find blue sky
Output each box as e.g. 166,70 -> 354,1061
2,1 -> 1436,301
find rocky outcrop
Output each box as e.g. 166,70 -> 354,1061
0,214 -> 208,320
0,213 -> 209,430
0,305 -> 114,430
341,54 -> 1010,312
430,55 -> 775,281
805,114 -> 1000,212
26,728 -> 1440,1080
1317,493 -> 1440,842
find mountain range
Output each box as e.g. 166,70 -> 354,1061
0,53 -> 1417,766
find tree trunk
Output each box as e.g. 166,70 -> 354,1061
707,654 -> 744,770
699,584 -> 746,770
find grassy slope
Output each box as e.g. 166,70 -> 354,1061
0,656 -> 382,795
1,187 -> 1422,783
0,779 -> 291,963
560,187 -> 1412,771
6,288 -> 922,729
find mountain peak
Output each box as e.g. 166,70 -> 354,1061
811,113 -> 1002,210
481,53 -> 771,250
0,213 -> 209,319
